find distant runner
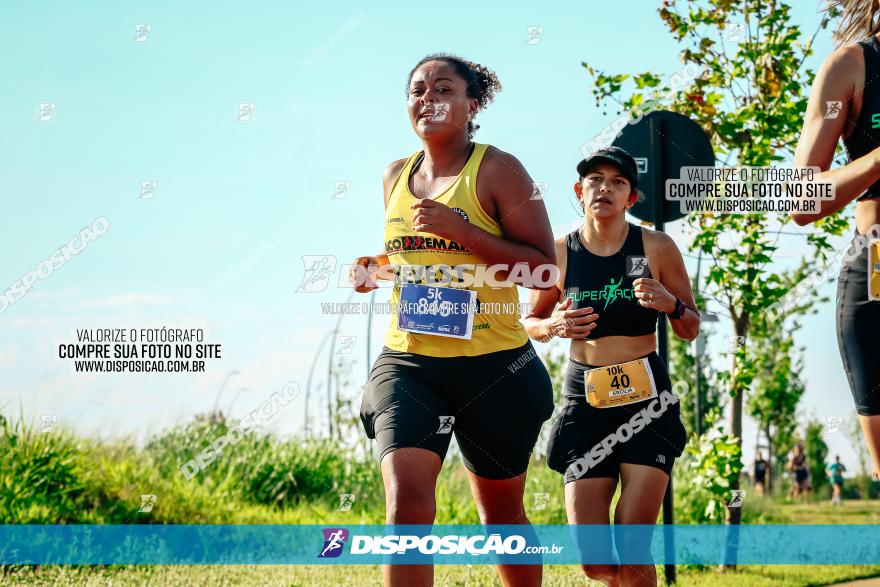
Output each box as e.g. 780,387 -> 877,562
827,455 -> 847,505
787,444 -> 810,499
754,451 -> 770,496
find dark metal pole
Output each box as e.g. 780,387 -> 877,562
651,116 -> 676,585
305,331 -> 333,438
327,330 -> 336,440
212,370 -> 240,416
694,250 -> 703,436
366,289 -> 376,381
326,289 -> 357,439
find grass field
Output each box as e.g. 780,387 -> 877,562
4,501 -> 879,587
4,563 -> 880,586
3,413 -> 879,585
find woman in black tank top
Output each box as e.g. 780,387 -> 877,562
793,2 -> 880,482
524,146 -> 700,585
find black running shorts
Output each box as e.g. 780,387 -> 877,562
546,352 -> 687,484
837,239 -> 880,416
360,341 -> 554,480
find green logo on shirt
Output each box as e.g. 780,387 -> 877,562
566,277 -> 634,310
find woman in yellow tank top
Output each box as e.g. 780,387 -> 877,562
350,53 -> 556,587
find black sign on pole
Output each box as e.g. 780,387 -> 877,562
613,110 -> 713,225
612,110 -> 714,585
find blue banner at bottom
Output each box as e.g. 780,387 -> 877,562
1,524 -> 878,565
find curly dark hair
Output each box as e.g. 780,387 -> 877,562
406,53 -> 502,139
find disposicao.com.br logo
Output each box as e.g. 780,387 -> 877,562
318,529 -> 562,558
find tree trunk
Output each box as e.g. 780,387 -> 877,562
727,341 -> 743,440
765,423 -> 773,495
722,329 -> 745,572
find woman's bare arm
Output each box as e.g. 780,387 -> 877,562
792,45 -> 880,224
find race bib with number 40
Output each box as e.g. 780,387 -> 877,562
585,358 -> 658,409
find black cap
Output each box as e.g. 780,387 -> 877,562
576,146 -> 639,189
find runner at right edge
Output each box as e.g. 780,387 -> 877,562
792,0 -> 880,480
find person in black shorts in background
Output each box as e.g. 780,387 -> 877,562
351,53 -> 556,587
753,451 -> 770,496
524,146 -> 700,587
788,444 -> 810,499
793,0 -> 880,480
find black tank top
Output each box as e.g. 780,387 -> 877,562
843,36 -> 880,200
563,223 -> 659,339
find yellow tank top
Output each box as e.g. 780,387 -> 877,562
383,143 -> 528,357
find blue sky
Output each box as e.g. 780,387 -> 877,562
0,1 -> 866,471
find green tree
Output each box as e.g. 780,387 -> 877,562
586,0 -> 849,536
669,318 -> 723,435
847,411 -> 873,499
674,407 -> 743,524
804,420 -> 829,495
746,314 -> 805,494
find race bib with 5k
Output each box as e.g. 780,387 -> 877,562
585,358 -> 658,409
397,284 -> 477,339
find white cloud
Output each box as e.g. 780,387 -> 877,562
28,288 -> 84,301
4,317 -> 56,329
79,293 -> 177,309
236,348 -> 315,393
0,345 -> 17,368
